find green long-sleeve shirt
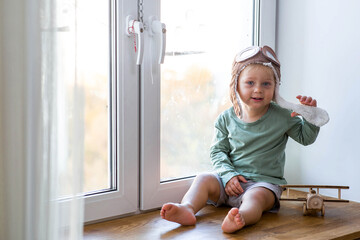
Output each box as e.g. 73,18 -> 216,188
210,102 -> 320,187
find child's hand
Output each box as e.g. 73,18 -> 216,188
225,175 -> 248,196
291,95 -> 318,117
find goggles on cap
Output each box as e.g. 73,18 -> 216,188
235,45 -> 280,67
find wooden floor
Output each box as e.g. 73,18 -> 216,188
84,190 -> 360,240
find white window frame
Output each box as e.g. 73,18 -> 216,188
258,0 -> 277,50
84,0 -> 140,223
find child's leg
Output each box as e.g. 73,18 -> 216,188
160,173 -> 220,225
221,187 -> 275,233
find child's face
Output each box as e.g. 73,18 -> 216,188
238,64 -> 275,112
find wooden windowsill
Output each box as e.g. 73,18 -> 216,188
84,190 -> 360,239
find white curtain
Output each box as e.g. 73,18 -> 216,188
0,0 -> 85,239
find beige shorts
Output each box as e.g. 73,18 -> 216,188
207,173 -> 283,213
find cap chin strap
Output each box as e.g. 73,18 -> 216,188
234,75 -> 243,119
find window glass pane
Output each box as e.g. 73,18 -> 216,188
77,0 -> 111,193
160,0 -> 254,181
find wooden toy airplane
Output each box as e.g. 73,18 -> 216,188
280,185 -> 349,216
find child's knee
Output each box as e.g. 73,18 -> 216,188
194,173 -> 220,195
242,187 -> 275,207
194,173 -> 217,184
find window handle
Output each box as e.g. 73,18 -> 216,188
149,16 -> 166,64
126,15 -> 144,65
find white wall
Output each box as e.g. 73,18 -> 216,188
277,0 -> 360,202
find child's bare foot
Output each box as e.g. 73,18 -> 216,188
221,207 -> 246,233
160,203 -> 196,225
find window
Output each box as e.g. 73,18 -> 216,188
83,0 -> 276,221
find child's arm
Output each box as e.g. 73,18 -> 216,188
210,115 -> 243,192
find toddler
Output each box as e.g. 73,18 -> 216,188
160,45 -> 328,233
